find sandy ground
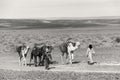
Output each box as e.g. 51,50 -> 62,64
0,48 -> 120,73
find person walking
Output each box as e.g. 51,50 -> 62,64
86,44 -> 95,65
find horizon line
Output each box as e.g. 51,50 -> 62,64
0,16 -> 120,20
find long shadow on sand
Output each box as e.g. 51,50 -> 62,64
27,61 -> 58,66
72,61 -> 81,64
66,61 -> 81,64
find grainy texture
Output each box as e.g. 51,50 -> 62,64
0,28 -> 120,54
0,69 -> 120,80
0,28 -> 120,80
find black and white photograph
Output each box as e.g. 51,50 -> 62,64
0,0 -> 120,80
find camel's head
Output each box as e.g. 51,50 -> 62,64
76,42 -> 80,47
26,46 -> 30,49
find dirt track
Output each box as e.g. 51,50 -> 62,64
1,48 -> 120,73
1,55 -> 120,80
1,48 -> 120,80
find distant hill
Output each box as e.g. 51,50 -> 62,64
0,16 -> 120,29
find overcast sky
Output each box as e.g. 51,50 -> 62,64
0,0 -> 120,18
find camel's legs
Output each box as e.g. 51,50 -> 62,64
21,57 -> 27,66
19,57 -> 22,66
24,59 -> 27,66
21,58 -> 24,66
19,60 -> 21,66
69,53 -> 72,64
71,53 -> 74,60
61,55 -> 64,64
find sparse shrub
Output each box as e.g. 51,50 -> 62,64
0,30 -> 120,54
115,37 -> 120,43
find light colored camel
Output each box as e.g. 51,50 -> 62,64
59,41 -> 80,64
67,42 -> 80,64
20,46 -> 30,66
17,45 -> 30,66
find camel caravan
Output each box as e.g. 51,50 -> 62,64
16,38 -> 96,70
16,43 -> 53,70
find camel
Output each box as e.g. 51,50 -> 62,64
29,44 -> 42,67
41,45 -> 53,70
29,43 -> 53,69
59,40 -> 80,64
16,44 -> 30,66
